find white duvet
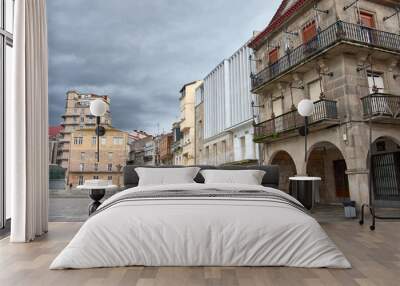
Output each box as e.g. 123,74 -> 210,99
50,183 -> 351,269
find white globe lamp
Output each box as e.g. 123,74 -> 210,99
90,99 -> 107,163
297,99 -> 314,117
90,99 -> 107,117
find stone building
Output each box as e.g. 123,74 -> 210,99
178,81 -> 203,166
128,134 -> 153,165
68,127 -> 128,187
58,91 -> 112,173
249,0 -> 400,205
199,43 -> 259,166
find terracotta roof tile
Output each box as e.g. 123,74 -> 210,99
249,0 -> 311,49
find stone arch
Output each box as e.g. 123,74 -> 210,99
269,150 -> 297,193
306,141 -> 349,204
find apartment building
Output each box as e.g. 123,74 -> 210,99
68,127 -> 128,187
249,0 -> 400,205
128,134 -> 153,165
199,43 -> 259,166
178,81 -> 203,166
58,91 -> 112,172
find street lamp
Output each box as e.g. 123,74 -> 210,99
297,99 -> 314,163
90,99 -> 107,162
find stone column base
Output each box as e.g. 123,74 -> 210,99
346,168 -> 370,206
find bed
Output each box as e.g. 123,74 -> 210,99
50,166 -> 351,269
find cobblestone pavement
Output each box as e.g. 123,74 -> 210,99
49,189 -> 399,223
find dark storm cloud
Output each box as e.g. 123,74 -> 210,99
47,0 -> 279,133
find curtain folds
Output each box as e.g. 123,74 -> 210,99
8,0 -> 49,242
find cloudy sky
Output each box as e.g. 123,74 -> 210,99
47,0 -> 280,134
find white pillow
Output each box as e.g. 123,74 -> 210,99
200,169 -> 265,185
136,167 -> 201,186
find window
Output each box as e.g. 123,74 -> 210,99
107,176 -> 112,182
272,98 -> 283,116
78,176 -> 84,185
80,116 -> 84,122
80,152 -> 85,161
108,164 -> 113,172
93,175 -> 99,180
1,0 -> 15,229
113,137 -> 124,145
92,136 -> 97,145
108,152 -> 113,160
80,163 -> 85,172
74,137 -> 83,144
94,163 -> 98,172
101,137 -> 107,145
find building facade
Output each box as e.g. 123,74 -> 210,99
49,125 -> 63,165
249,0 -> 400,205
68,127 -> 128,187
178,81 -> 203,166
128,134 -> 153,165
159,133 -> 174,165
195,84 -> 205,164
58,91 -> 112,173
200,43 -> 259,166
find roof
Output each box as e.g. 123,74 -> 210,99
179,80 -> 200,93
248,0 -> 311,49
49,126 -> 63,138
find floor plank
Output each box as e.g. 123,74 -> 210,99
0,221 -> 399,286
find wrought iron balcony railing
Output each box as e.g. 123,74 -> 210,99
361,93 -> 400,120
253,99 -> 338,142
251,21 -> 400,91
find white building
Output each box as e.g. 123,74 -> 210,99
199,42 -> 259,165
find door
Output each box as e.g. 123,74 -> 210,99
372,152 -> 400,201
269,48 -> 279,77
333,160 -> 350,198
273,98 -> 284,132
367,72 -> 388,114
359,12 -> 375,43
302,21 -> 318,53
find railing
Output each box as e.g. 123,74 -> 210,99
252,21 -> 400,91
361,93 -> 400,118
254,99 -> 338,141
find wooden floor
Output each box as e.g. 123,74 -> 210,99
0,221 -> 399,286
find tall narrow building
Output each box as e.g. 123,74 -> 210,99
57,91 -> 112,180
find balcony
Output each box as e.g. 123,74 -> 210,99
254,99 -> 339,143
361,93 -> 400,124
251,21 -> 400,92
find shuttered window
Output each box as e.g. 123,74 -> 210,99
269,48 -> 279,65
360,12 -> 375,28
302,21 -> 317,43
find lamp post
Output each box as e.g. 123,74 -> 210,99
297,99 -> 314,163
90,99 -> 107,162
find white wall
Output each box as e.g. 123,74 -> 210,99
203,41 -> 259,162
232,123 -> 258,162
204,60 -> 228,139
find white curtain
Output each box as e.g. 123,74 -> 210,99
7,0 -> 49,242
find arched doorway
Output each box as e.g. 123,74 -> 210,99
369,136 -> 400,204
307,142 -> 349,204
270,151 -> 297,193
